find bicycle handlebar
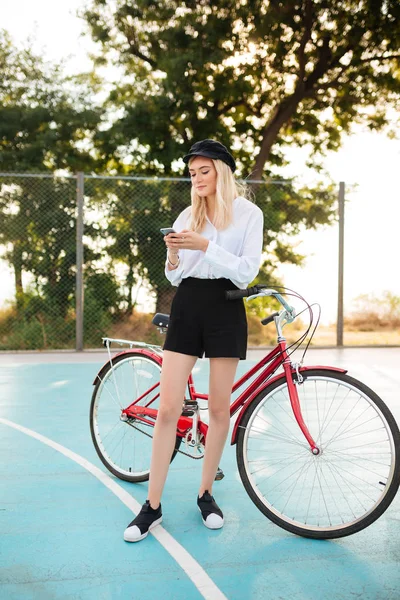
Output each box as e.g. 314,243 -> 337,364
226,284 -> 296,325
261,311 -> 280,326
225,285 -> 260,300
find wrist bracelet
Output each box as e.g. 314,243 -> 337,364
168,255 -> 180,267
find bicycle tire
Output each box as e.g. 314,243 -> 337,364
236,369 -> 400,539
90,350 -> 182,482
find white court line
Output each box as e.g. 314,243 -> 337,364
0,417 -> 227,600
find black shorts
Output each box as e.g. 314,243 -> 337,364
163,277 -> 248,360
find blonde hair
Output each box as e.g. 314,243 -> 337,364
189,159 -> 250,232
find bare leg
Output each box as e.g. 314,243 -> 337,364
148,351 -> 197,508
199,358 -> 239,497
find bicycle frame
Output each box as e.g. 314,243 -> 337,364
102,337 -> 346,454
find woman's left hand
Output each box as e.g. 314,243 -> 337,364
165,229 -> 209,252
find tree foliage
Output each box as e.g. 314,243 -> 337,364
83,0 -> 379,308
0,30 -> 99,173
0,31 -> 108,344
84,0 -> 400,177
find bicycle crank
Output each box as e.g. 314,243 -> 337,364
184,431 -> 205,458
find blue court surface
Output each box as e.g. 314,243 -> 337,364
1,347 -> 399,600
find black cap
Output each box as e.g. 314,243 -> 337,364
183,139 -> 236,173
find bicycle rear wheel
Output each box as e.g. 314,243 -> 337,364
90,351 -> 181,482
237,370 -> 400,539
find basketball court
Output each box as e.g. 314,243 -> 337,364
1,347 -> 399,599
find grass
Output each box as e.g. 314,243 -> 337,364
312,325 -> 400,346
1,304 -> 400,350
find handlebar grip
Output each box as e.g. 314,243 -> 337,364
261,312 -> 280,326
225,285 -> 260,300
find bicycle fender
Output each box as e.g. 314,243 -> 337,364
230,365 -> 347,445
92,348 -> 163,385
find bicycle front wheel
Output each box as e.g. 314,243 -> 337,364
90,351 -> 181,482
237,370 -> 400,539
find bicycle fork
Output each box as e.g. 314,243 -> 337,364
283,359 -> 320,455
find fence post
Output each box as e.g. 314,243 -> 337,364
76,172 -> 84,352
336,181 -> 345,347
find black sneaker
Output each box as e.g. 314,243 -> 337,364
197,491 -> 224,529
124,500 -> 162,542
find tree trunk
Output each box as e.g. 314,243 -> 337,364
156,287 -> 176,314
252,34 -> 332,180
12,244 -> 24,310
126,258 -> 135,314
252,95 -> 303,180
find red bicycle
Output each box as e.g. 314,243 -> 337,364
90,284 -> 400,539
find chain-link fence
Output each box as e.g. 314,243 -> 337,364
0,172 -> 346,350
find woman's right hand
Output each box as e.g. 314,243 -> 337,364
164,233 -> 179,251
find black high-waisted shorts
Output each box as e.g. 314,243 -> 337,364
163,277 -> 248,360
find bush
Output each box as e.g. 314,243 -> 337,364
345,292 -> 400,331
0,307 -> 76,350
0,290 -> 111,350
84,290 -> 114,348
0,291 -> 308,350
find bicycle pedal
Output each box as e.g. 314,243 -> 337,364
182,409 -> 195,416
182,400 -> 198,416
215,467 -> 224,481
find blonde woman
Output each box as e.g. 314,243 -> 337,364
124,139 -> 264,542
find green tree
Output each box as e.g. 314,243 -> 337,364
84,0 -> 400,177
81,0 -> 398,311
0,30 -> 100,311
86,177 -> 189,313
0,30 -> 99,173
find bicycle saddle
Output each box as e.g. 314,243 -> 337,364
152,313 -> 170,328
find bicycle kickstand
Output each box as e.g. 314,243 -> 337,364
215,467 -> 225,481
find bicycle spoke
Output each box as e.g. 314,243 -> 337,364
314,460 -> 335,526
323,393 -> 363,446
317,386 -> 352,444
325,449 -> 390,479
323,457 -> 384,497
100,376 -> 124,409
278,458 -> 314,515
326,404 -> 375,441
324,459 -> 372,511
97,419 -> 123,444
305,462 -> 319,524
290,458 -> 315,519
270,389 -> 297,424
255,408 -> 303,446
327,448 -> 391,468
326,427 -> 388,451
316,381 -> 341,444
249,450 -> 308,477
256,456 -> 312,496
247,426 -> 309,449
315,380 -> 322,446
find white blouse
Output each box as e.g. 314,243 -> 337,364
164,196 -> 264,289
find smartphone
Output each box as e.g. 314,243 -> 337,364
160,227 -> 176,236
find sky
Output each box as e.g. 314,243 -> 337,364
1,1 -> 400,323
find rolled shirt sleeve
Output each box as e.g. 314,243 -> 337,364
165,253 -> 184,286
203,207 -> 263,285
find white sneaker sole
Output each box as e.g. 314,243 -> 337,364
123,516 -> 163,542
198,506 -> 224,530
